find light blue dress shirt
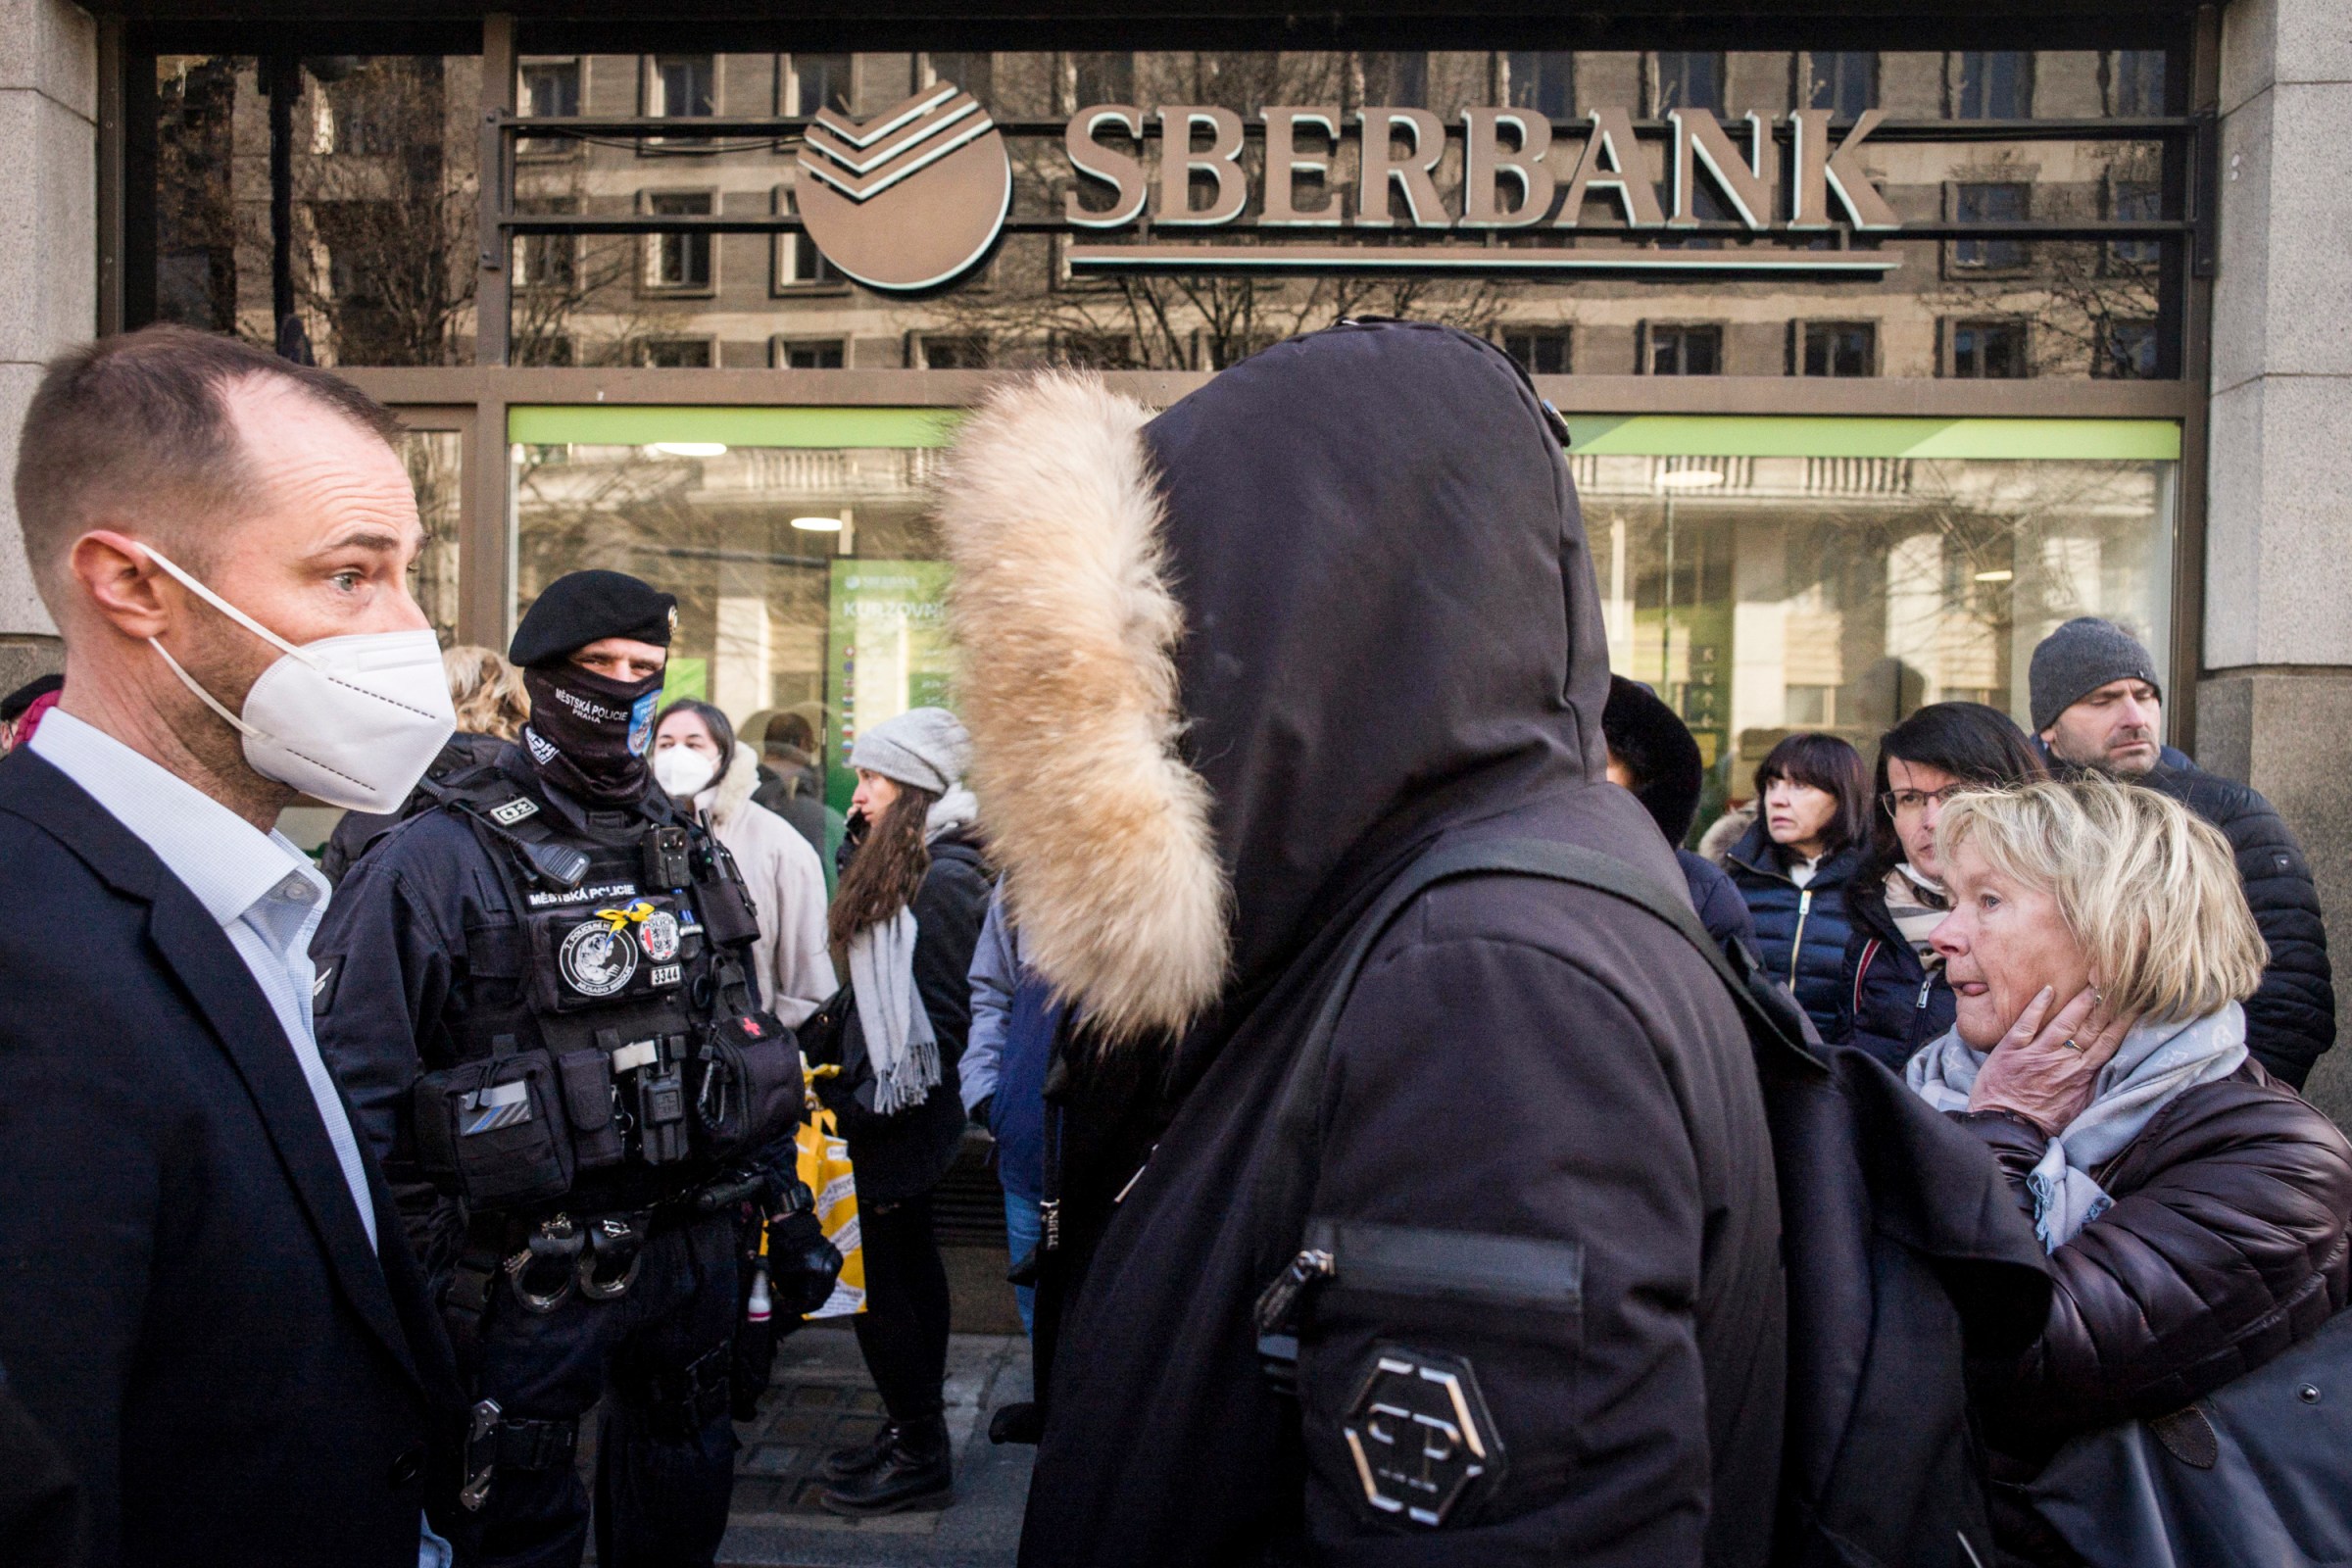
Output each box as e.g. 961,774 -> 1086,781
30,710 -> 449,1567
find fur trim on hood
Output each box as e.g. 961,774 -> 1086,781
938,373 -> 1231,1044
700,742 -> 760,830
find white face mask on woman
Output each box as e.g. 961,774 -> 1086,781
141,544 -> 456,813
653,745 -> 718,801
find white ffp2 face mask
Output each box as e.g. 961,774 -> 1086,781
142,545 -> 457,813
653,745 -> 718,801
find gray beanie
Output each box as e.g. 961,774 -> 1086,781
2029,617 -> 2161,734
849,707 -> 970,795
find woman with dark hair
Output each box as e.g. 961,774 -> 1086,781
651,697 -> 834,1025
808,707 -> 992,1517
1725,731 -> 1871,1036
1835,702 -> 2047,1069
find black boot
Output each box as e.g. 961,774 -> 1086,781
819,1421 -> 899,1483
819,1415 -> 952,1516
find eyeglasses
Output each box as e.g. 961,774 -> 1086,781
1884,785 -> 1971,818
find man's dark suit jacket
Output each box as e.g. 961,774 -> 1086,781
0,747 -> 459,1568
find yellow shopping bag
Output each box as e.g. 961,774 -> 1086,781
798,1061 -> 864,1318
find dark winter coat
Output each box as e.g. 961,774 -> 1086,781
1835,870 -> 1956,1073
1724,820 -> 1865,1040
1952,1060 -> 2352,1557
2141,749 -> 2335,1089
940,322 -> 1786,1568
1682,848 -> 1757,962
816,828 -> 992,1205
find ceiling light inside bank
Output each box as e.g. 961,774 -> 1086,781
1655,469 -> 1726,490
1975,568 -> 2015,582
791,515 -> 845,532
651,441 -> 728,458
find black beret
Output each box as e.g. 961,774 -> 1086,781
510,569 -> 677,668
1,672 -> 63,722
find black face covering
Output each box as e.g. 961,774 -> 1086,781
521,663 -> 664,806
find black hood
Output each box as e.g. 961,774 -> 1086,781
1144,320 -> 1609,986
940,321 -> 1615,1041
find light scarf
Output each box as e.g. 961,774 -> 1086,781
842,781 -> 982,1116
1885,863 -> 1950,964
1908,1002 -> 2248,1250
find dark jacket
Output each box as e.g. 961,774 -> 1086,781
318,730 -> 511,885
1835,869 -> 1956,1073
0,750 -> 457,1568
964,324 -> 1786,1566
1682,848 -> 1758,962
1724,820 -> 1865,1039
1959,1061 -> 2352,1456
818,828 -> 992,1205
2140,749 -> 2335,1089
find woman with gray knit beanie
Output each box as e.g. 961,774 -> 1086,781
808,707 -> 994,1516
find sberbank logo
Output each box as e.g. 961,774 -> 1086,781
795,81 -> 1011,293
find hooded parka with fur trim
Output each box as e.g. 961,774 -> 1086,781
938,323 -> 1784,1568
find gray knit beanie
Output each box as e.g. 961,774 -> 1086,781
849,707 -> 970,795
2029,617 -> 2161,734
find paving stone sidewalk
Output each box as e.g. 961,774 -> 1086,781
718,1323 -> 1034,1568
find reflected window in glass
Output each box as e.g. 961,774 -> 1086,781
637,337 -> 714,368
1506,52 -> 1574,120
648,55 -> 716,118
1949,319 -> 2028,378
775,339 -> 847,369
788,54 -> 851,116
1953,182 -> 2030,271
918,335 -> 990,369
1953,51 -> 2032,119
2098,320 -> 2160,379
1802,322 -> 1875,377
2109,178 -> 2162,266
1072,52 -> 1134,108
1652,51 -> 1724,114
2107,49 -> 2168,116
1801,51 -> 1877,119
925,52 -> 994,103
643,192 -> 713,290
1506,329 -> 1572,375
1648,324 -> 1722,376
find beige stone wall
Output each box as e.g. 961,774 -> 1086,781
2205,0 -> 2352,1124
0,0 -> 92,689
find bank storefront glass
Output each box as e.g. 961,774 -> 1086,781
513,407 -> 2174,836
123,23 -> 2198,841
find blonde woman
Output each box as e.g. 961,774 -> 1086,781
1905,774 -> 2352,1561
319,644 -> 530,881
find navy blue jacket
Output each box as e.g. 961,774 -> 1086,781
0,749 -> 457,1568
962,888 -> 1054,1203
1680,849 -> 1757,964
2142,747 -> 2334,1089
1834,869 -> 1956,1073
1723,819 -> 1866,1040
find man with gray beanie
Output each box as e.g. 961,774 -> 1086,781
2030,616 -> 2334,1088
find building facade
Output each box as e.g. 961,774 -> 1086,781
2,0 -> 2345,1112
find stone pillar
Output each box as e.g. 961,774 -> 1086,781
2206,0 -> 2352,1122
0,0 -> 93,694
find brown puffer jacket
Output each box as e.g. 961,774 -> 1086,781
1956,1060 -> 2352,1460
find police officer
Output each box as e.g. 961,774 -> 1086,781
316,569 -> 825,1568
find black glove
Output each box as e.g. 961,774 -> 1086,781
767,1206 -> 844,1319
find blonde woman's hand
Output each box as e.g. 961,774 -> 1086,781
1967,982 -> 2132,1135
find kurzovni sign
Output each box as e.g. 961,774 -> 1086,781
795,81 -> 1902,293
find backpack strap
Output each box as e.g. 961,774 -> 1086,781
1854,937 -> 1883,1024
1253,836 -> 1821,1319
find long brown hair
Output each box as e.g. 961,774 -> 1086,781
829,781 -> 940,946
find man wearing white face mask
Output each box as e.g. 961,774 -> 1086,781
0,326 -> 464,1568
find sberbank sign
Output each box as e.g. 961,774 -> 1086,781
1057,105 -> 1904,279
791,84 -> 1905,292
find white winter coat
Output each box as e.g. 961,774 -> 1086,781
696,747 -> 835,1026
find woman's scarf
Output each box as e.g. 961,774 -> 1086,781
848,908 -> 939,1115
1884,863 -> 1950,963
1908,1003 -> 2249,1251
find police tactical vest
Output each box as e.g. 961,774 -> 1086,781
408,762 -> 804,1216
